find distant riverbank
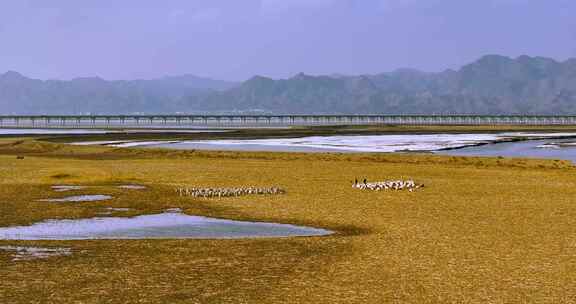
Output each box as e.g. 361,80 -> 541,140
7,125 -> 576,162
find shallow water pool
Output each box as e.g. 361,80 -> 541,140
40,195 -> 112,202
0,246 -> 72,261
117,185 -> 147,190
51,185 -> 87,192
0,212 -> 332,240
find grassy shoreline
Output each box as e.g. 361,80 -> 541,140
2,132 -> 576,303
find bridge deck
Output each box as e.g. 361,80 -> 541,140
1,115 -> 576,127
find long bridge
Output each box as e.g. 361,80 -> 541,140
1,114 -> 576,128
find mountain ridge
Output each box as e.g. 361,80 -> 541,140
2,55 -> 576,114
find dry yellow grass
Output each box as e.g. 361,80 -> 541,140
1,138 -> 576,303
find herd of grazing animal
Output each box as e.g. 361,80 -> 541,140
352,178 -> 424,192
176,179 -> 424,199
176,186 -> 285,198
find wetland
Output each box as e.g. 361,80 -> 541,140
2,125 -> 576,303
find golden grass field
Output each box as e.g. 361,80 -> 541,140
2,131 -> 576,303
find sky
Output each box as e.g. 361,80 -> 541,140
0,0 -> 574,81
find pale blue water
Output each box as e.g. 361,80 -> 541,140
0,212 -> 332,240
39,195 -> 112,202
144,134 -> 504,152
143,133 -> 576,154
437,138 -> 576,163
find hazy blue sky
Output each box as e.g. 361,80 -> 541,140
0,0 -> 574,81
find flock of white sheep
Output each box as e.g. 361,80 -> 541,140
352,179 -> 424,192
176,186 -> 286,198
175,178 -> 423,199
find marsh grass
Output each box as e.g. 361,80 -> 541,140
1,135 -> 576,303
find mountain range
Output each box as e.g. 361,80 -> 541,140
0,73 -> 237,114
2,55 -> 576,114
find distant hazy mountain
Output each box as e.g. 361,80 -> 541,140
0,72 -> 237,114
188,73 -> 382,113
2,55 -> 576,114
188,55 -> 576,114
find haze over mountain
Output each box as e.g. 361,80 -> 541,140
0,73 -> 237,114
2,55 -> 576,115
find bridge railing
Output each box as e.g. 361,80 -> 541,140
1,115 -> 576,128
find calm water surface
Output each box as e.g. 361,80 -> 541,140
437,138 -> 576,163
0,212 -> 332,240
39,195 -> 112,202
145,133 -> 576,158
145,134 -> 505,153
